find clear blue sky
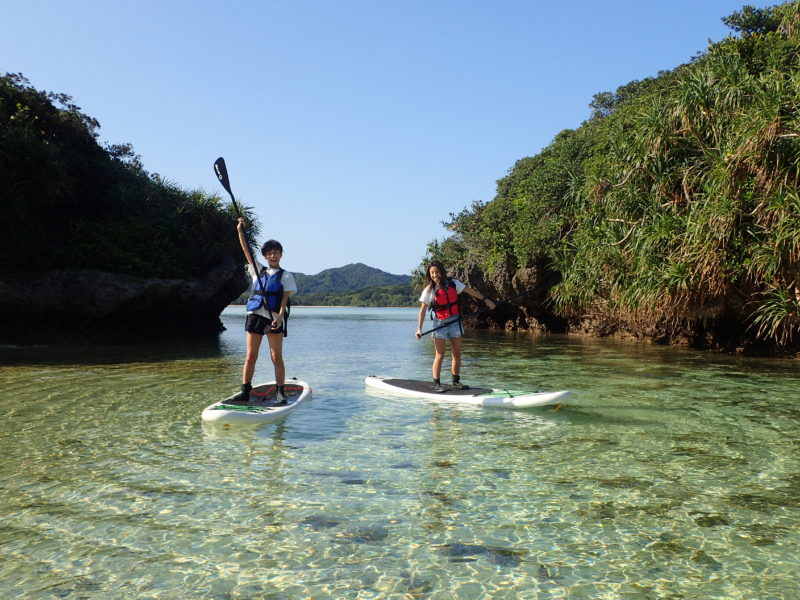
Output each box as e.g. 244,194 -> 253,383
3,0 -> 778,275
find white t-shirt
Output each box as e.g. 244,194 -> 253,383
419,279 -> 466,306
247,259 -> 297,317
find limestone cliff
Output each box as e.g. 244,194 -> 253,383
449,262 -> 567,334
0,256 -> 248,342
450,262 -> 798,357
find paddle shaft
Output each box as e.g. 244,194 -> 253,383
419,271 -> 562,337
214,157 -> 253,257
214,157 -> 272,315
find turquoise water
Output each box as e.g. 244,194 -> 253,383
1,306 -> 798,599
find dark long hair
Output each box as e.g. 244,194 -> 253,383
424,260 -> 449,289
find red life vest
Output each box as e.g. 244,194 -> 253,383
432,281 -> 459,320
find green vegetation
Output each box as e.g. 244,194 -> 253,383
0,73 -> 252,280
424,2 -> 800,348
293,283 -> 417,307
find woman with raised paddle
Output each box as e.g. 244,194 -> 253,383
416,260 -> 495,392
232,217 -> 298,404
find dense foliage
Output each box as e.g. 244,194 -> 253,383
0,73 -> 250,280
425,2 -> 800,348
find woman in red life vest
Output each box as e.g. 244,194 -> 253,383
416,260 -> 495,392
232,217 -> 297,404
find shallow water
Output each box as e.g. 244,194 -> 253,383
1,306 -> 798,599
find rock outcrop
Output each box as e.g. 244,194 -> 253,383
0,256 -> 248,342
450,262 -> 567,334
450,262 -> 799,357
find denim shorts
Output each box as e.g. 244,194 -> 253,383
431,317 -> 463,339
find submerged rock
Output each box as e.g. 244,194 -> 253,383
335,524 -> 390,544
434,542 -> 527,567
301,515 -> 342,531
690,511 -> 732,527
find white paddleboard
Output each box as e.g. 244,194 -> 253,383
202,379 -> 312,425
365,375 -> 568,408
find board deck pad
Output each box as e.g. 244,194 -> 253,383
381,378 -> 494,396
202,379 -> 312,424
213,383 -> 305,411
365,375 -> 569,408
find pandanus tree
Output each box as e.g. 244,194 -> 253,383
560,2 -> 800,344
429,1 -> 800,350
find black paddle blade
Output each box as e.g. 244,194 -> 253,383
214,157 -> 234,196
214,157 -> 241,217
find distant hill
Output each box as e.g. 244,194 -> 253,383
234,263 -> 417,306
294,263 -> 410,294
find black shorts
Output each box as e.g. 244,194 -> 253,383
245,313 -> 285,336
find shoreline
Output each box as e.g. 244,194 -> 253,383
227,304 -> 417,309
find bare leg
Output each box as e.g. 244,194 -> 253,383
242,332 -> 263,384
267,332 -> 285,385
432,338 -> 447,380
450,337 -> 462,377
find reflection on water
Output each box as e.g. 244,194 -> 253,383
0,337 -> 227,366
1,306 -> 798,598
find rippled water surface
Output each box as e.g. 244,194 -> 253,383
1,306 -> 798,599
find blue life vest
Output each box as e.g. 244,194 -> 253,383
246,268 -> 284,313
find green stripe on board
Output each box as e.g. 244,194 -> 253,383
213,404 -> 272,412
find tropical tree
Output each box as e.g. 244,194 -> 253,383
1,72 -> 252,280
421,1 -> 800,351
